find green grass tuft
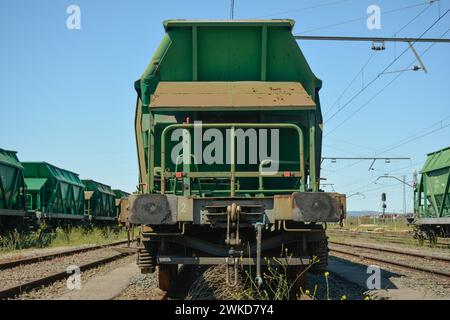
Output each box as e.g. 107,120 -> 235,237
0,224 -> 127,253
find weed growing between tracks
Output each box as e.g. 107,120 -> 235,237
186,252 -> 370,300
235,263 -> 371,301
233,255 -> 317,300
0,224 -> 127,252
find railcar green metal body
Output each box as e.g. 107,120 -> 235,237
113,189 -> 130,199
131,20 -> 346,290
83,179 -> 116,221
135,20 -> 323,193
1,150 -> 123,228
414,146 -> 450,238
0,148 -> 26,223
23,162 -> 85,220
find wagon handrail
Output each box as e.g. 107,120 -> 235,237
160,123 -> 305,195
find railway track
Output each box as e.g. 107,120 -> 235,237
0,240 -> 131,270
0,240 -> 135,299
327,229 -> 450,248
329,241 -> 450,279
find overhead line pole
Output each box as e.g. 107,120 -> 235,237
230,0 -> 235,20
321,157 -> 411,171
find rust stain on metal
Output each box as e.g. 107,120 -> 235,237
150,81 -> 316,110
273,194 -> 294,220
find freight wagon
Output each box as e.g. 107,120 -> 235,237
0,148 -> 127,230
0,148 -> 27,228
414,146 -> 450,240
23,162 -> 85,221
82,179 -> 117,222
129,19 -> 346,291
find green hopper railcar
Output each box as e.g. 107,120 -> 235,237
23,162 -> 85,221
0,148 -> 27,226
414,146 -> 450,239
129,20 -> 346,291
83,179 -> 116,222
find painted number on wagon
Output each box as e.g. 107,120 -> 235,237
219,304 -> 274,315
180,202 -> 187,216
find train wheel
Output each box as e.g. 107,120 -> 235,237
158,264 -> 178,291
287,266 -> 308,299
428,229 -> 437,246
308,238 -> 329,274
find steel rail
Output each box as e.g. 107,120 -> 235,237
329,241 -> 450,263
329,246 -> 450,279
0,252 -> 133,299
330,236 -> 449,250
327,228 -> 450,242
0,240 -> 130,270
327,229 -> 450,246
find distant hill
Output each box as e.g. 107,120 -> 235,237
347,211 -> 410,217
347,211 -> 378,217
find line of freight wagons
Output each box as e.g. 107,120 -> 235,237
0,148 -> 130,228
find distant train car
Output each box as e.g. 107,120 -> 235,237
83,179 -> 116,222
113,189 -> 130,226
23,162 -> 86,222
0,148 -> 26,227
1,148 -> 124,230
413,146 -> 450,240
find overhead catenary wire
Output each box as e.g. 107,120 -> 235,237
295,36 -> 450,43
375,119 -> 450,155
325,67 -> 408,137
308,3 -> 447,212
323,122 -> 448,204
322,143 -> 367,157
297,1 -> 430,35
340,159 -> 425,194
354,181 -> 404,196
326,116 -> 450,177
346,168 -> 417,195
325,24 -> 450,136
342,167 -> 418,197
323,53 -> 376,117
324,9 -> 449,124
395,2 -> 436,35
325,58 -> 448,137
252,0 -> 352,19
370,115 -> 450,157
322,114 -> 450,181
322,3 -> 434,117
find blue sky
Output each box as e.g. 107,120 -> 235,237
0,0 -> 449,212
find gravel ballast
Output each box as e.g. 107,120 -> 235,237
1,247 -> 126,291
